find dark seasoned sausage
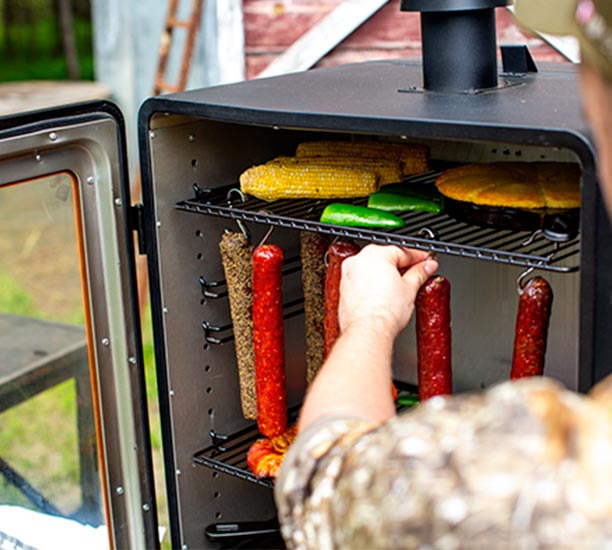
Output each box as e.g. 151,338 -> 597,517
416,275 -> 452,401
323,240 -> 361,358
219,231 -> 256,419
511,276 -> 553,380
252,244 -> 287,437
300,231 -> 331,385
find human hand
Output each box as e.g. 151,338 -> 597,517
339,245 -> 438,338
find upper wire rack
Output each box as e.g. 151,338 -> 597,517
176,169 -> 580,273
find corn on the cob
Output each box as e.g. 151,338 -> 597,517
295,140 -> 430,176
239,162 -> 379,201
268,156 -> 402,185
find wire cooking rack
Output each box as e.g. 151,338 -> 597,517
176,169 -> 580,273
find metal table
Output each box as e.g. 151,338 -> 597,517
0,313 -> 102,525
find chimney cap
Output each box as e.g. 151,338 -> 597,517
401,0 -> 508,12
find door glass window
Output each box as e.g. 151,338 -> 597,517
0,174 -> 107,547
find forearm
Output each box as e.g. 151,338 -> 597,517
298,316 -> 397,431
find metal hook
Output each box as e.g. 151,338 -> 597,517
418,227 -> 438,259
516,266 -> 535,295
323,236 -> 343,267
227,188 -> 246,203
257,225 -> 275,248
226,188 -> 250,242
523,223 -> 575,247
199,276 -> 228,300
522,229 -> 542,247
252,208 -> 278,248
545,242 -> 560,263
193,183 -> 208,199
418,227 -> 437,239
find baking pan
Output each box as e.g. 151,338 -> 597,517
443,197 -> 580,240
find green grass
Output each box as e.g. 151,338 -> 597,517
0,379 -> 80,513
0,17 -> 94,81
0,270 -> 80,514
0,270 -> 37,316
0,266 -> 167,542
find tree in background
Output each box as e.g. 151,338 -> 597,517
56,0 -> 79,79
0,0 -> 92,81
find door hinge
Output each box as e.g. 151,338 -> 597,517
129,203 -> 147,255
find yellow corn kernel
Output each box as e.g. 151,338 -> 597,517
268,155 -> 402,185
239,163 -> 379,201
295,140 -> 430,176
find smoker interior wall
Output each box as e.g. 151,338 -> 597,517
145,115 -> 582,548
396,258 -> 579,391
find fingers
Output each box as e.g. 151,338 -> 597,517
346,244 -> 431,270
401,257 -> 438,293
341,243 -> 438,292
338,244 -> 438,336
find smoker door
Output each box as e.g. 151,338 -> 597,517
0,101 -> 158,549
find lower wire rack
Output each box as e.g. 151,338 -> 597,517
195,389 -> 417,547
192,386 -> 418,488
193,421 -> 278,489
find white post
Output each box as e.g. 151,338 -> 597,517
91,0 -> 246,173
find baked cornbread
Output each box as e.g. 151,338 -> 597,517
435,162 -> 581,210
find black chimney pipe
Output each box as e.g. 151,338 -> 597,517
401,0 -> 509,93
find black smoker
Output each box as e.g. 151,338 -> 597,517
134,0 -> 612,547
2,1 -> 609,549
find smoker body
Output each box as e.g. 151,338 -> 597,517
0,56 -> 610,549
137,59 -> 610,548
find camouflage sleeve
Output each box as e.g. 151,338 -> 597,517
274,415 -> 379,549
274,378 -> 612,550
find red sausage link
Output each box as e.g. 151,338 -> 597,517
323,240 -> 361,358
416,275 -> 452,401
252,244 -> 287,437
511,276 -> 553,380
